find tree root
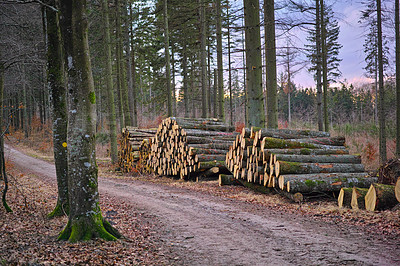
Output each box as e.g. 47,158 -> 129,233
58,214 -> 121,242
48,201 -> 68,218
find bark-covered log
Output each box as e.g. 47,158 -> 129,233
351,187 -> 369,210
365,183 -> 398,211
286,136 -> 345,146
219,174 -> 243,186
188,147 -> 228,155
257,128 -> 330,140
170,117 -> 235,131
183,128 -> 238,137
338,187 -> 353,208
283,173 -> 376,193
278,161 -> 365,175
274,154 -> 361,164
186,136 -> 235,144
196,154 -> 227,162
395,177 -> 400,202
263,148 -> 349,155
261,137 -> 345,150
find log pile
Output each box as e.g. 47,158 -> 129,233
226,127 -> 376,198
118,127 -> 156,172
146,117 -> 237,179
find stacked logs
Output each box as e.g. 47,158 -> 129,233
118,127 -> 156,172
225,127 -> 376,198
147,117 -> 236,179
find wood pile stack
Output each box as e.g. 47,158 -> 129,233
118,127 -> 156,172
146,117 -> 237,179
225,127 -> 377,198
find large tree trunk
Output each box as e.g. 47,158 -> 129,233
264,0 -> 278,128
45,2 -> 69,217
244,0 -> 265,128
377,0 -> 387,164
216,0 -> 224,121
58,0 -> 120,242
101,0 -> 118,164
396,0 -> 400,157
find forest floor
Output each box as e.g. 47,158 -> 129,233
1,142 -> 400,265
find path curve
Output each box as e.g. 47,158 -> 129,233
5,145 -> 400,265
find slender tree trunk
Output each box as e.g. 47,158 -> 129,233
320,0 -> 329,132
58,0 -> 121,242
208,40 -> 212,117
200,0 -> 207,118
120,0 -> 131,126
227,4 -> 233,126
115,0 -> 124,129
45,1 -> 69,218
164,0 -> 172,117
396,0 -> 400,157
129,4 -> 138,127
244,0 -> 265,128
101,0 -> 118,164
213,68 -> 217,117
182,45 -> 189,117
0,57 -> 12,213
22,65 -> 29,138
316,0 -> 323,131
377,0 -> 387,163
242,17 -> 247,125
264,0 -> 277,128
216,0 -> 224,121
171,46 -> 177,116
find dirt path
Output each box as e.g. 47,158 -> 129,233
5,144 -> 400,265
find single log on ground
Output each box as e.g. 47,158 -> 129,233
283,173 -> 376,193
278,191 -> 304,203
278,161 -> 365,175
395,177 -> 400,203
219,174 -> 243,186
338,187 -> 353,208
274,154 -> 361,164
263,148 -> 349,155
196,167 -> 220,181
365,183 -> 397,211
351,187 -> 369,210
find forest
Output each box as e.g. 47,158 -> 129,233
1,0 -> 400,264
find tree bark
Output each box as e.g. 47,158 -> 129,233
278,161 -> 365,175
101,0 -> 118,164
216,0 -> 224,121
45,1 -> 69,217
164,0 -> 172,117
316,0 -> 323,131
338,187 -> 352,208
58,0 -> 120,242
320,0 -> 329,132
264,0 -> 278,128
274,154 -> 360,164
283,173 -> 376,194
244,0 -> 265,128
396,0 -> 400,157
200,0 -> 207,118
377,0 -> 387,163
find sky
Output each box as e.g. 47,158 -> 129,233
292,1 -> 372,88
